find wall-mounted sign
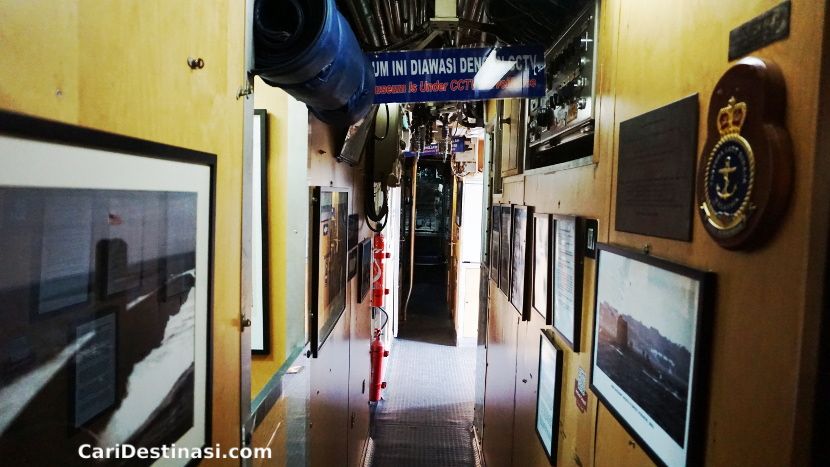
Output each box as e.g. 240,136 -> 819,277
616,95 -> 699,241
367,46 -> 546,104
696,57 -> 792,249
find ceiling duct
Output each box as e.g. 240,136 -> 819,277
253,0 -> 375,126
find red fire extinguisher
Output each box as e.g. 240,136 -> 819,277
369,327 -> 389,402
371,234 -> 391,308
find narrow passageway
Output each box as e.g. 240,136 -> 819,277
370,263 -> 477,466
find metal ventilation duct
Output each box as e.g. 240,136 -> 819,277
253,0 -> 375,126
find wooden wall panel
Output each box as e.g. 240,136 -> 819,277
606,1 -> 826,465
347,277 -> 372,467
0,1 -> 245,463
482,0 -> 828,466
482,283 -> 520,467
305,116 -> 371,467
511,311 -> 548,467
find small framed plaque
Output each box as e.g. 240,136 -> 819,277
509,205 -> 533,320
535,329 -> 563,463
499,205 -> 513,297
532,213 -> 553,323
490,205 -> 501,283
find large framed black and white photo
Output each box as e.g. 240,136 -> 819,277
0,110 -> 214,465
251,109 -> 271,355
535,330 -> 563,464
532,213 -> 552,323
590,243 -> 714,467
499,204 -> 513,297
489,204 -> 501,283
551,215 -> 585,351
509,205 -> 533,320
309,186 -> 349,357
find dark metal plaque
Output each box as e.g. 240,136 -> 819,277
729,1 -> 791,61
615,94 -> 699,241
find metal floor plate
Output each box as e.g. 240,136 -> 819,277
370,313 -> 477,467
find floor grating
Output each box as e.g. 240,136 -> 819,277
370,311 -> 477,467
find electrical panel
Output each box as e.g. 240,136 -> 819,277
526,3 -> 598,169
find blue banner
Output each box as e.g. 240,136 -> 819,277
367,46 -> 546,104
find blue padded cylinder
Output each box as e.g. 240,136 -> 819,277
254,0 -> 375,127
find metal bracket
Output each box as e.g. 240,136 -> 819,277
237,72 -> 254,100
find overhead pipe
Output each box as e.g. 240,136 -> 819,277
370,0 -> 391,46
342,0 -> 369,47
353,0 -> 383,48
402,155 -> 419,322
390,0 -> 404,39
253,0 -> 375,126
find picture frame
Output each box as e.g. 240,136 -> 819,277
309,186 -> 350,358
551,214 -> 585,351
357,238 -> 372,303
590,243 -> 714,467
535,330 -> 564,464
532,213 -> 553,323
0,109 -> 215,465
499,204 -> 513,297
509,205 -> 533,320
251,109 -> 271,355
489,204 -> 501,282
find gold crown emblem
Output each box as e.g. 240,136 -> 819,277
717,97 -> 747,136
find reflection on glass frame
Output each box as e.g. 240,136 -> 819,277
251,109 -> 271,355
532,213 -> 552,323
536,330 -> 563,463
347,246 -> 358,281
357,238 -> 372,304
499,204 -> 513,297
0,110 -> 215,466
309,186 -> 349,358
489,205 -> 501,282
590,243 -> 714,467
551,214 -> 585,351
509,205 -> 533,320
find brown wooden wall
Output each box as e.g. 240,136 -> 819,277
483,1 -> 829,466
0,1 -> 246,464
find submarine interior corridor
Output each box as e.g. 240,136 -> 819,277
1,0 -> 829,467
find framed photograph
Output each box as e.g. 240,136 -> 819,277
590,243 -> 714,467
489,205 -> 501,282
536,330 -> 564,463
551,215 -> 585,351
357,238 -> 372,303
0,110 -> 214,465
509,205 -> 533,320
309,186 -> 349,357
532,213 -> 553,323
251,109 -> 271,355
499,204 -> 513,297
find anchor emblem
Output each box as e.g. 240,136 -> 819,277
716,157 -> 738,199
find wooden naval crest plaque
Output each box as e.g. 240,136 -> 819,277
697,57 -> 793,249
